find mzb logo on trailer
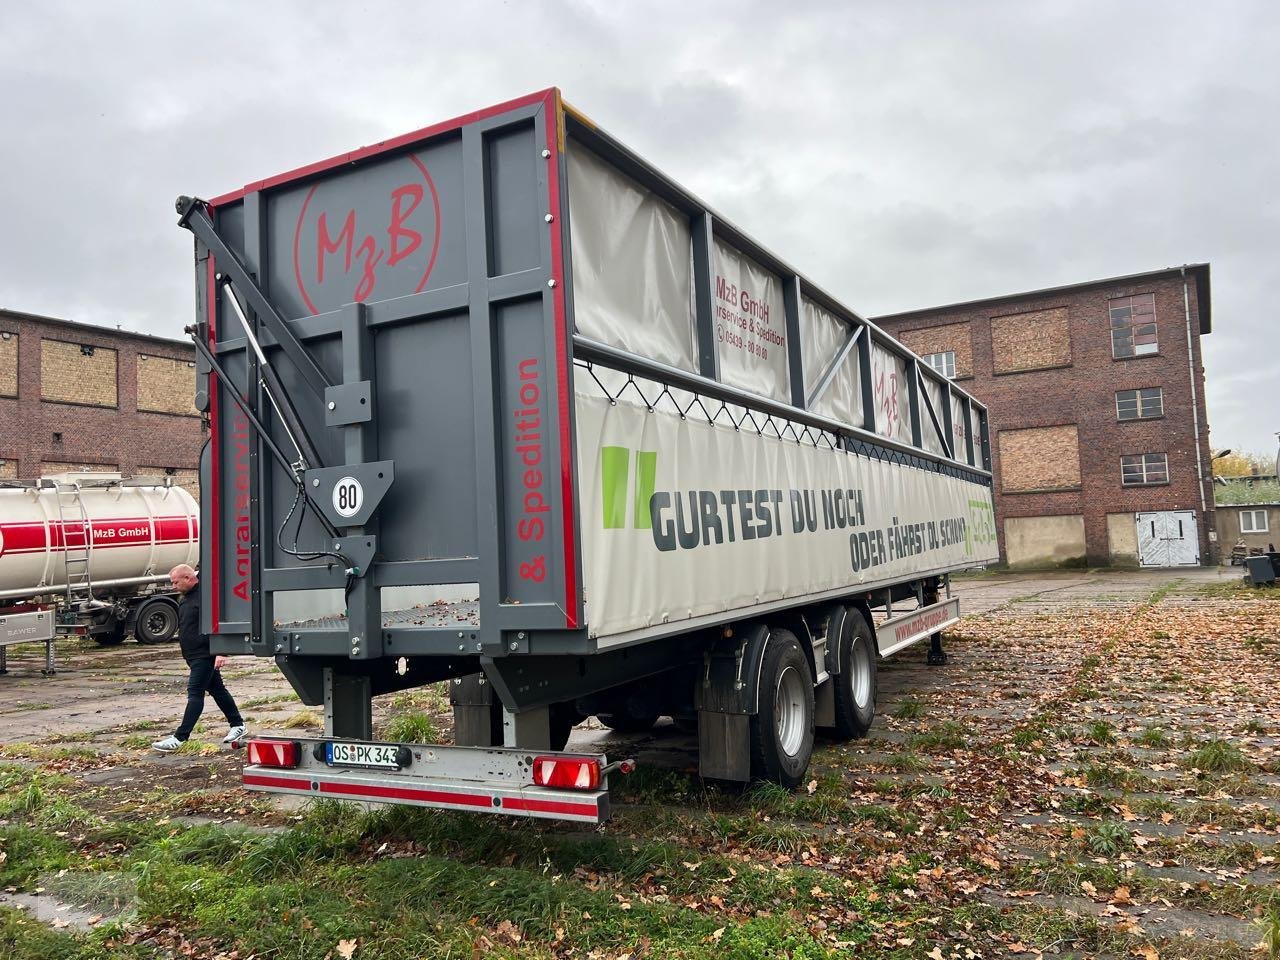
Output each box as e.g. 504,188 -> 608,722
598,448 -> 969,571
292,153 -> 442,315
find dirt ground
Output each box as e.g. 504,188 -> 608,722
0,566 -> 1276,959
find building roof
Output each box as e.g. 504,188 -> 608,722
873,263 -> 1212,335
0,308 -> 194,351
1215,479 -> 1280,507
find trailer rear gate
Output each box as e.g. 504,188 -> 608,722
183,89 -> 997,818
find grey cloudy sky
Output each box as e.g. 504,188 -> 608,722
1,1 -> 1276,454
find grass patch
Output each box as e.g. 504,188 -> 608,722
1184,738 -> 1253,773
1085,820 -> 1132,857
1133,725 -> 1170,749
1257,901 -> 1280,960
0,743 -> 100,763
610,765 -> 707,806
884,750 -> 929,773
0,905 -> 157,960
381,711 -> 439,744
1126,796 -> 1175,817
239,693 -> 299,708
1087,719 -> 1116,745
1197,579 -> 1280,600
279,709 -> 321,729
894,697 -> 924,720
907,720 -> 967,753
174,740 -> 219,757
1060,791 -> 1109,815
1074,761 -> 1153,792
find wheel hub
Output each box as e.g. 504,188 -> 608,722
775,665 -> 807,757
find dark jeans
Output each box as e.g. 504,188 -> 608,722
175,657 -> 244,741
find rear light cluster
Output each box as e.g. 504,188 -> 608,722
247,739 -> 300,769
532,756 -> 600,790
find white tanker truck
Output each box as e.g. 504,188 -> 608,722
0,473 -> 200,673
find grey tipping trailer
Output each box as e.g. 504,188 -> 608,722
181,88 -> 998,823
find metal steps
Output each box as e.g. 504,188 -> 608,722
51,480 -> 94,609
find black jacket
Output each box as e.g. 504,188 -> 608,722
177,590 -> 209,660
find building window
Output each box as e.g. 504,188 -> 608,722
1110,293 -> 1157,358
1115,387 -> 1163,421
922,351 -> 956,379
1121,452 -> 1168,486
1240,509 -> 1269,534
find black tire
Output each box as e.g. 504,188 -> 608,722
831,607 -> 877,740
750,629 -> 815,789
134,598 -> 179,644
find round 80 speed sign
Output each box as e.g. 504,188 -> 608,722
332,476 -> 364,519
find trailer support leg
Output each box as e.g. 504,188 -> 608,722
451,674 -> 501,747
502,707 -> 552,750
927,632 -> 947,666
0,645 -> 7,674
43,639 -> 55,676
324,669 -> 373,740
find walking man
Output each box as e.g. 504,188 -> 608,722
152,564 -> 247,751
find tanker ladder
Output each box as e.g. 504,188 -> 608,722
51,478 -> 97,616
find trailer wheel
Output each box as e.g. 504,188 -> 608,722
831,607 -> 877,740
134,598 -> 179,644
750,629 -> 814,788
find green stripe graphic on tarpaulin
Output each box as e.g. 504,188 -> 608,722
601,446 -> 630,529
633,451 -> 657,529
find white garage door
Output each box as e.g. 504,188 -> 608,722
1135,511 -> 1199,567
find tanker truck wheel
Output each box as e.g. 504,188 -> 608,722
831,607 -> 877,740
134,597 -> 179,644
750,629 -> 815,789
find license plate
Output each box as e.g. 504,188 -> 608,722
325,741 -> 402,770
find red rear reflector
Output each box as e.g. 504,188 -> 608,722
532,756 -> 601,791
246,739 -> 300,768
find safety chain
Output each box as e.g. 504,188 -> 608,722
574,359 -> 991,486
577,359 -> 839,450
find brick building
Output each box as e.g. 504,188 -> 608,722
0,309 -> 204,497
875,265 -> 1214,567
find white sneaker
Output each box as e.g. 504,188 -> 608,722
222,725 -> 247,744
152,735 -> 184,752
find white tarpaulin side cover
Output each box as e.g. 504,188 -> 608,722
871,342 -> 911,445
576,383 -> 999,642
920,374 -> 947,457
950,387 -> 975,466
800,297 -> 862,425
567,143 -> 697,371
712,239 -> 789,402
